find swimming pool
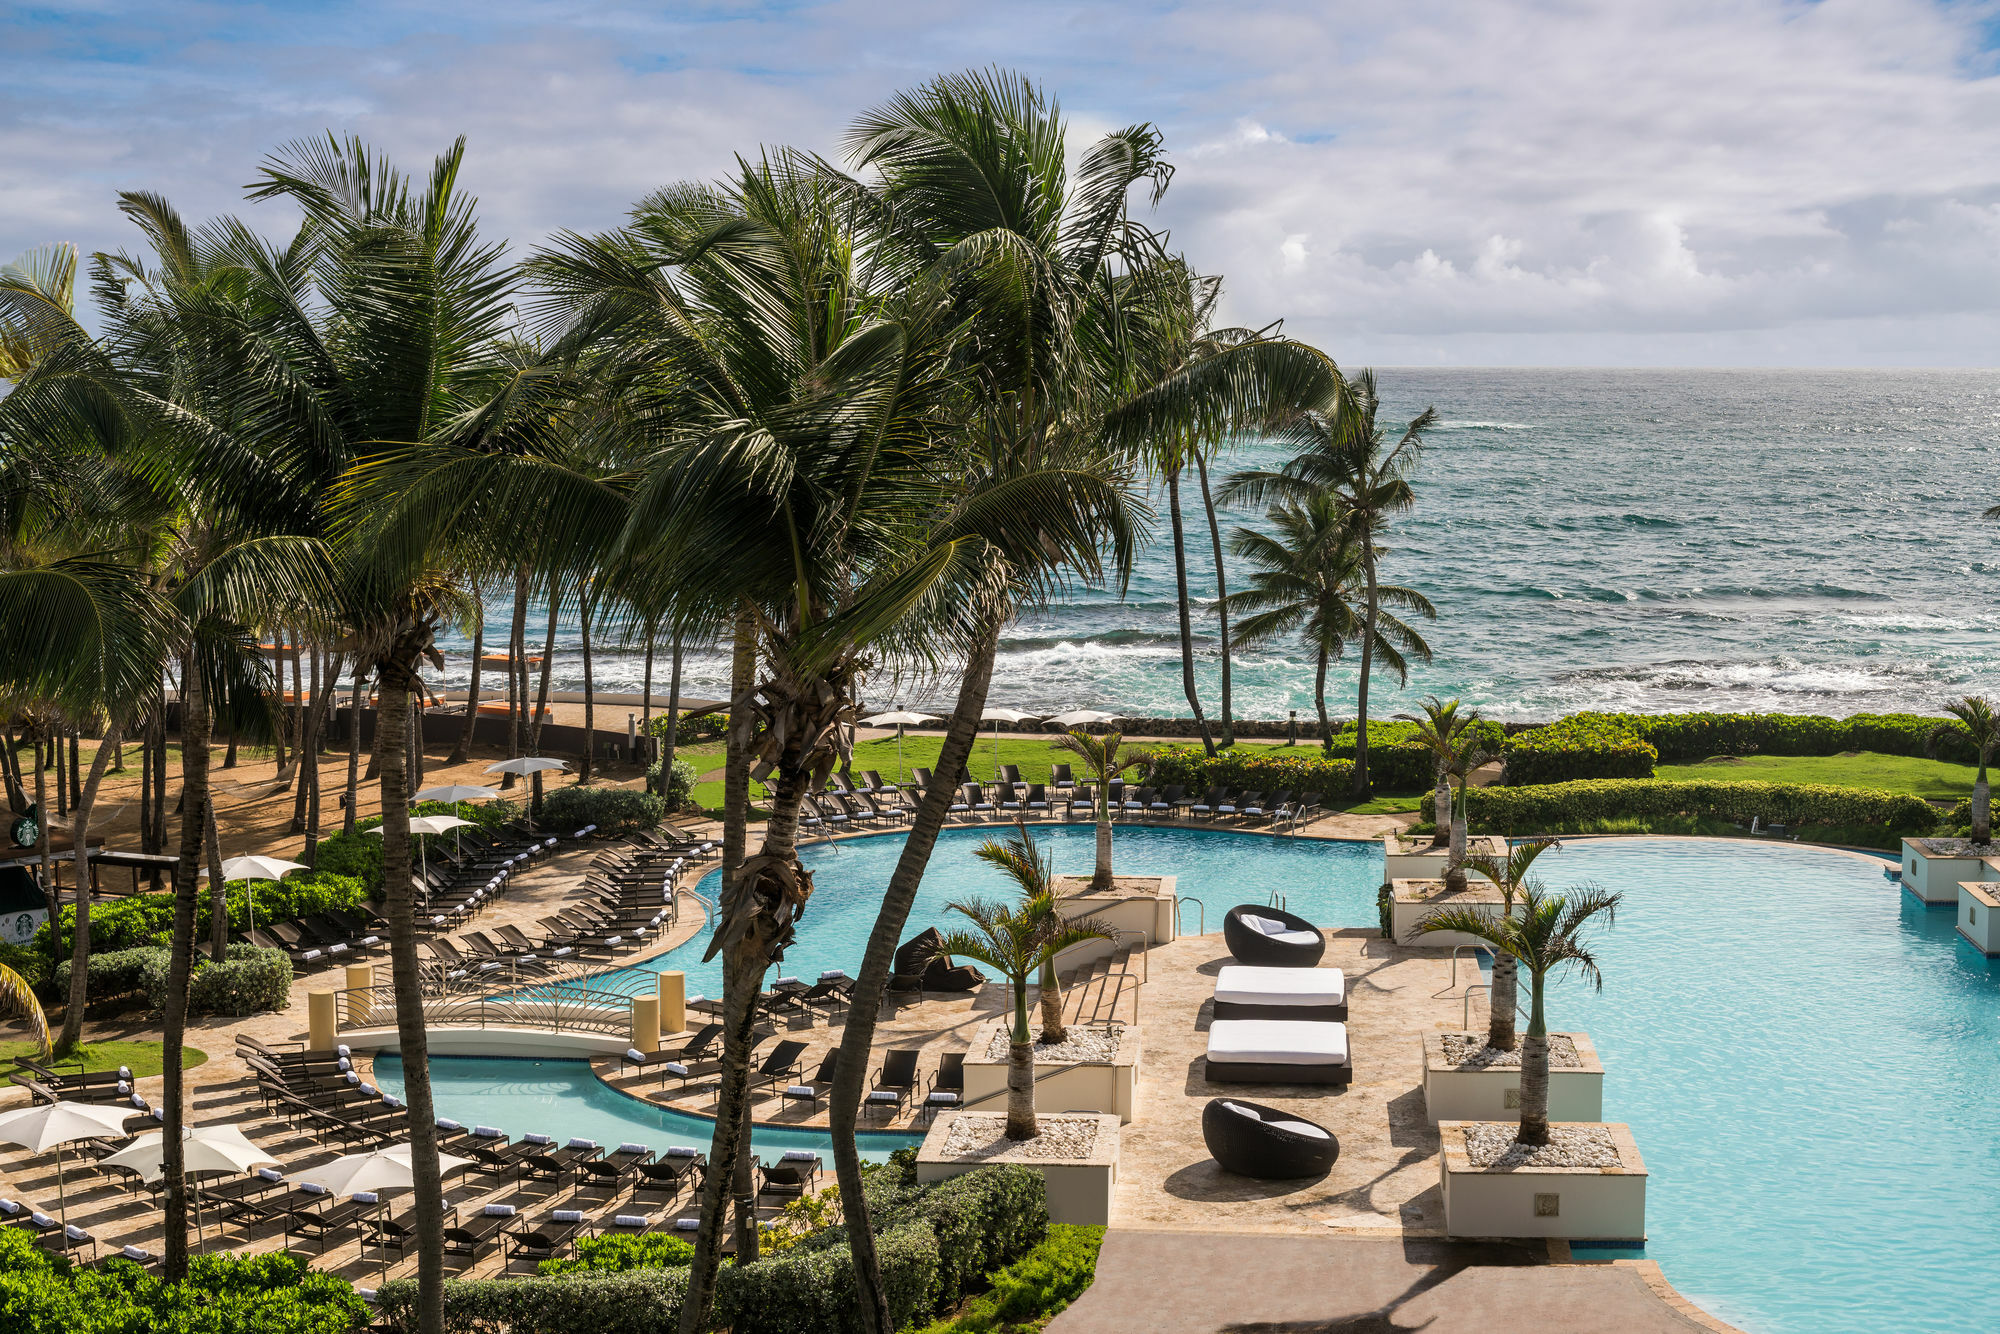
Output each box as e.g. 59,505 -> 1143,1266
593,823 -> 1386,999
371,1053 -> 921,1165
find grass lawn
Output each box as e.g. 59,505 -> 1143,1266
0,1038 -> 207,1080
1654,751 -> 1977,801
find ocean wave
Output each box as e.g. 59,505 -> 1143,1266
1435,420 -> 1535,430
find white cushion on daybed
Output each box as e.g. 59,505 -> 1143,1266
1234,913 -> 1320,946
1216,1100 -> 1332,1139
1216,965 -> 1345,1007
1207,1019 -> 1349,1067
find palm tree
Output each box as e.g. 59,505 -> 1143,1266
0,961 -> 47,1057
934,894 -> 1115,1140
1222,490 -> 1434,756
1222,370 -> 1437,793
1455,839 -> 1560,1052
974,821 -> 1077,1044
1050,729 -> 1148,891
1398,696 -> 1471,852
1443,726 -> 1500,891
1417,881 -> 1620,1145
1931,697 -> 1997,845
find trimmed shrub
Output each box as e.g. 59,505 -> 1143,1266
1146,746 -> 1356,800
1502,714 -> 1659,785
717,1220 -> 941,1334
646,710 -> 728,746
1433,779 -> 1941,836
0,1227 -> 363,1333
42,872 -> 374,957
908,1165 -> 1047,1299
1562,710 -> 1977,765
54,946 -> 171,1008
188,944 -> 293,1016
538,1232 -> 695,1275
0,941 -> 52,992
646,758 -> 699,812
540,784 -> 664,837
380,1266 -> 689,1334
308,828 -> 384,893
916,1224 -> 1107,1334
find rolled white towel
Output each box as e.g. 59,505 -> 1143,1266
483,1202 -> 516,1217
673,1217 -> 699,1231
121,1244 -> 151,1261
626,1048 -> 648,1064
615,1214 -> 650,1228
552,1209 -> 584,1223
564,1137 -> 597,1151
351,1191 -> 379,1203
522,1132 -> 553,1146
665,1146 -> 699,1158
784,1084 -> 815,1097
617,1142 -> 648,1155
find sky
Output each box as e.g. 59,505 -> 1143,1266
6,0 -> 2000,366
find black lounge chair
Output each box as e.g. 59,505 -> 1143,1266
866,1049 -> 921,1117
1222,904 -> 1327,967
890,928 -> 944,991
756,1156 -> 819,1205
781,1049 -> 840,1113
922,1052 -> 965,1121
1201,1098 -> 1341,1179
287,1192 -> 379,1253
633,1148 -> 705,1199
444,1205 -> 519,1259
506,1207 -> 589,1263
750,1039 -> 810,1096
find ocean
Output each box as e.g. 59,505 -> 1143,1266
431,368 -> 2000,723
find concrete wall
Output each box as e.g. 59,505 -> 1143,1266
1901,841 -> 1990,904
1957,882 -> 2000,955
962,1020 -> 1142,1123
916,1112 -> 1120,1226
1423,1064 -> 1604,1125
1439,1120 -> 1647,1241
1051,875 -> 1176,970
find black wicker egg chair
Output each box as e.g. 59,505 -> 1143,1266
1222,904 -> 1326,967
1202,1098 -> 1340,1179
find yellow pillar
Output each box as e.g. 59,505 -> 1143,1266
630,994 -> 660,1054
343,962 -> 375,1027
658,971 -> 686,1036
308,989 -> 337,1052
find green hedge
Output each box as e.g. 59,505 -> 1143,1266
1431,779 -> 1941,835
646,758 -> 699,812
53,944 -> 290,1016
0,1227 -> 364,1333
916,1225 -> 1106,1334
0,941 -> 51,992
1146,746 -> 1356,799
39,871 -> 371,957
381,1266 -> 690,1334
54,947 -> 170,1008
539,1232 -> 695,1276
1503,715 -> 1660,785
540,785 -> 664,837
646,711 -> 729,745
1551,711 -> 1980,765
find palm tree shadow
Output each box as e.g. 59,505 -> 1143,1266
1220,1239 -> 1522,1333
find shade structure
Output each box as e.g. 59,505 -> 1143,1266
0,1099 -> 135,1221
860,711 -> 940,785
484,757 -> 569,833
299,1143 -> 473,1197
200,855 -> 307,935
100,1124 -> 279,1185
978,708 -> 1040,781
413,784 -> 498,805
369,815 -> 470,879
1048,709 -> 1119,728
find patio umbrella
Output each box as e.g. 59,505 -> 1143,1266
979,708 -> 1039,781
200,854 -> 307,936
99,1124 -> 278,1184
410,794 -> 488,855
298,1143 -> 473,1277
484,757 -> 570,832
0,1099 -> 134,1221
859,710 -> 940,784
369,816 -> 468,882
1047,709 -> 1119,729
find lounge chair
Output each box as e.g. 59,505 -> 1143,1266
1202,1098 -> 1340,1178
633,1147 -> 705,1199
1187,785 -> 1225,819
1215,789 -> 1255,820
1242,789 -> 1289,826
361,1208 -> 420,1264
1150,783 -> 1183,816
287,1189 -> 380,1253
1001,764 -> 1023,785
576,1143 -> 655,1196
1022,782 -> 1050,818
1222,904 -> 1327,968
1204,1018 -> 1352,1087
506,1207 -> 589,1264
866,1049 -> 921,1117
1051,763 -> 1075,793
756,1153 -> 820,1205
771,977 -> 848,1019
889,927 -> 944,992
923,1052 -> 965,1122
750,1040 -> 810,1096
780,1048 -> 840,1113
444,1203 -> 519,1259
1214,964 -> 1347,1021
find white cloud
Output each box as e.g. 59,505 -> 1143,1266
4,0 -> 2000,363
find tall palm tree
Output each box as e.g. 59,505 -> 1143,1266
1222,491 -> 1434,757
1416,882 -> 1620,1146
972,822 -> 1074,1043
1932,697 -> 1997,846
1222,370 -> 1437,793
1049,729 -> 1148,891
1398,696 -> 1471,852
934,893 -> 1115,1140
1456,839 -> 1560,1052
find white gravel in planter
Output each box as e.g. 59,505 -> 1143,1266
941,1113 -> 1101,1161
1439,1032 -> 1581,1069
984,1023 -> 1123,1064
1918,837 -> 1993,855
1463,1123 -> 1618,1169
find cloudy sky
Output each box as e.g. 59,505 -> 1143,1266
7,0 -> 2000,365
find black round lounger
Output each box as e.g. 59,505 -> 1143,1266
1222,904 -> 1327,967
1202,1098 -> 1340,1179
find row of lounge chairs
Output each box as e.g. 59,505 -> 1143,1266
617,1023 -> 964,1120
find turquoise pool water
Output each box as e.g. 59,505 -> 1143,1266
595,823 -> 1385,999
371,1053 -> 920,1165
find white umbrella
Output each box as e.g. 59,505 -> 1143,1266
485,757 -> 569,832
859,710 -> 940,785
199,854 -> 308,935
413,784 -> 498,805
1048,709 -> 1119,729
299,1143 -> 473,1196
979,707 -> 1039,782
369,816 -> 469,881
100,1124 -> 278,1184
0,1099 -> 135,1221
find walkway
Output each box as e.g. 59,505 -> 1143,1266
1049,1231 -> 1722,1333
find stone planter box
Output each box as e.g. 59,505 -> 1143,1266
1900,838 -> 1995,905
1390,879 -> 1511,949
1382,834 -> 1502,884
916,1111 -> 1120,1225
962,1018 -> 1142,1123
1050,873 -> 1176,969
1421,1031 -> 1603,1126
1957,882 -> 2000,954
1439,1120 -> 1647,1241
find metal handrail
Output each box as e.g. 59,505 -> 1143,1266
1109,928 -> 1151,982
1449,943 -> 1491,990
1175,896 -> 1206,936
1266,887 -> 1288,912
1462,984 -> 1488,1030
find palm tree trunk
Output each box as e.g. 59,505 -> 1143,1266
33,729 -> 53,968
207,797 -> 229,959
1313,646 -> 1331,755
662,632 -> 684,806
376,667 -> 449,1334
833,607 -> 1004,1334
342,670 -> 363,834
1353,542 -> 1379,796
1166,467 -> 1216,755
680,607 -> 759,1334
528,589 -> 557,820
304,654 -> 340,866
1517,976 -> 1549,1145
1430,763 -> 1451,849
450,587 -> 484,765
161,665 -> 211,1280
1194,452 -> 1235,747
501,569 -> 527,790
579,584 -> 595,785
639,618 -> 656,790
1446,775 -> 1469,891
1006,983 -> 1037,1140
1488,950 -> 1519,1052
1038,954 -> 1067,1044
54,719 -> 123,1056
1974,759 -> 1991,845
1093,785 -> 1113,890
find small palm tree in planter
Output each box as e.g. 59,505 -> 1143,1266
1448,839 -> 1559,1051
1931,696 -> 1997,846
1398,696 -> 1469,851
1443,727 -> 1499,892
974,822 -> 1077,1044
1417,881 -> 1621,1145
1050,729 -> 1148,891
935,882 -> 1117,1141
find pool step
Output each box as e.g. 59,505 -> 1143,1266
1055,942 -> 1140,1027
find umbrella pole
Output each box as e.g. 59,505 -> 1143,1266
55,1143 -> 65,1225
